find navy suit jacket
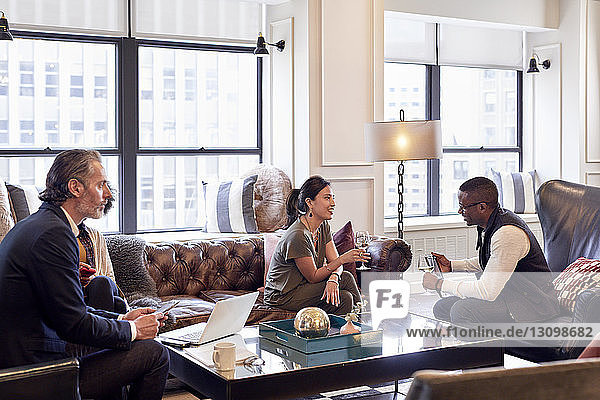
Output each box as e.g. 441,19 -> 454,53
0,202 -> 131,368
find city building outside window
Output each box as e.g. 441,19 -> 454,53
0,35 -> 262,234
384,63 -> 521,219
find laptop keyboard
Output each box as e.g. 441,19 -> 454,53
178,331 -> 204,342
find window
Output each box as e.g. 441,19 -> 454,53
46,120 -> 58,144
45,62 -> 59,97
384,63 -> 428,217
94,75 -> 107,98
0,60 -> 7,96
0,120 -> 7,143
70,73 -> 83,97
20,61 -> 34,96
135,44 -> 261,230
384,63 -> 522,219
20,120 -> 34,144
0,34 -> 262,234
453,161 -> 469,180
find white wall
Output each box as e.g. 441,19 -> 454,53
525,0 -> 600,185
384,0 -> 559,30
266,0 -> 568,236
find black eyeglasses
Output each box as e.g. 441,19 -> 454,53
458,201 -> 487,213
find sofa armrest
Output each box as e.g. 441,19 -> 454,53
366,236 -> 412,273
560,288 -> 600,359
0,358 -> 80,400
572,288 -> 600,323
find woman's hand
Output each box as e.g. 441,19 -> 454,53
339,248 -> 371,265
321,279 -> 340,306
79,262 -> 96,287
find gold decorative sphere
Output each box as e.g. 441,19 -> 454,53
294,307 -> 330,338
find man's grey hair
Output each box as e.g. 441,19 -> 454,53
39,149 -> 102,206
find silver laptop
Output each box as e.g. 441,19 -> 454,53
161,291 -> 259,345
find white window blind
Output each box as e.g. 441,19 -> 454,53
133,0 -> 262,43
384,11 -> 436,64
438,24 -> 523,70
0,0 -> 127,36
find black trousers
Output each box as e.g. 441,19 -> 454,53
78,339 -> 169,400
84,276 -> 127,314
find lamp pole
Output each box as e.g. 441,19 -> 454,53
397,161 -> 404,239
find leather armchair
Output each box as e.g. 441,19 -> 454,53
507,180 -> 600,362
0,357 -> 80,400
404,358 -> 600,400
536,179 -> 600,272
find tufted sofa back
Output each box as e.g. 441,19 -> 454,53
144,236 -> 265,297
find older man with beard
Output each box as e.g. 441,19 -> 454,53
0,149 -> 169,400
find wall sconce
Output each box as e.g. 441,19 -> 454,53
0,12 -> 12,41
527,54 -> 551,74
253,32 -> 285,56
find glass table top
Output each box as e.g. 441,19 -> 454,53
170,312 -> 501,380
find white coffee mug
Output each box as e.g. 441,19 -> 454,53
213,342 -> 236,371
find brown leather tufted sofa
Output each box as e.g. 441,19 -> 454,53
143,235 -> 412,331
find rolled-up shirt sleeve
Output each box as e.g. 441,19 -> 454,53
442,225 -> 530,301
450,256 -> 481,272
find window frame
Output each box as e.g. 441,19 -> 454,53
0,31 -> 263,234
385,62 -> 523,218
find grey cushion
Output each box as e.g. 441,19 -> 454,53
105,235 -> 158,302
5,184 -> 42,222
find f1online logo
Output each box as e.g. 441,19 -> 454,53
369,280 -> 410,330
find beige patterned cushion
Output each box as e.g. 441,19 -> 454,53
242,164 -> 292,232
0,182 -> 15,242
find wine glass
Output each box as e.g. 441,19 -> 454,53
355,230 -> 370,271
418,254 -> 436,294
417,254 -> 434,273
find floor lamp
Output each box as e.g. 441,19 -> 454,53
365,111 -> 442,239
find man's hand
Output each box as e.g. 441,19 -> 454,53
123,307 -> 155,321
321,278 -> 340,306
124,307 -> 168,335
422,272 -> 440,290
132,313 -> 164,340
431,252 -> 451,273
79,262 -> 96,287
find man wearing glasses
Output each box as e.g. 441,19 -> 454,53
422,176 -> 559,325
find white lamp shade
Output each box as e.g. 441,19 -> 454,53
364,120 -> 442,161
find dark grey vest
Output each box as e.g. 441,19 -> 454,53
478,206 -> 559,322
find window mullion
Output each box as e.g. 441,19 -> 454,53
517,70 -> 523,170
119,38 -> 138,234
428,65 -> 441,216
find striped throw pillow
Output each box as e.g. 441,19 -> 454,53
491,170 -> 536,214
203,175 -> 259,233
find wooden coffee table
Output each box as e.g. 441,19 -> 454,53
165,312 -> 503,400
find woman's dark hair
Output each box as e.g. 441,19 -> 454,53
39,149 -> 102,206
285,175 -> 331,227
